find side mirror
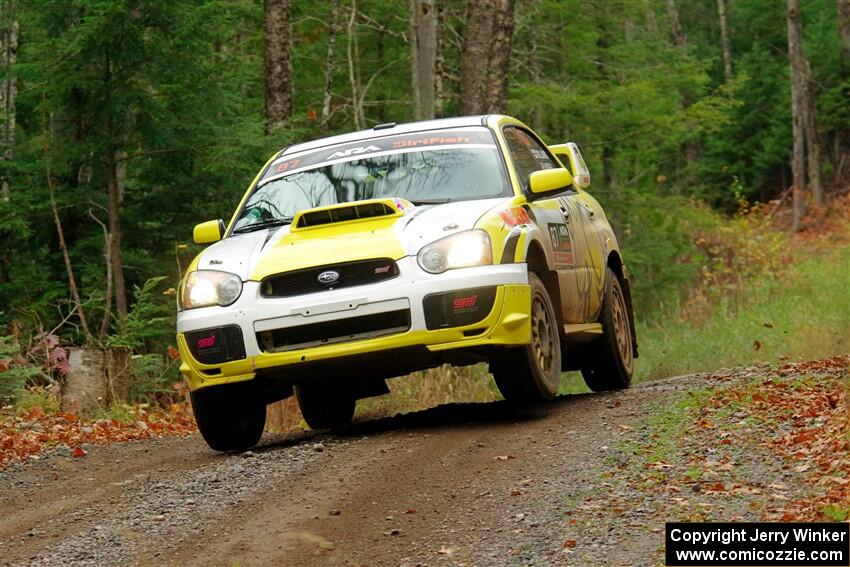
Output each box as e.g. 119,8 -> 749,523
193,219 -> 226,244
548,142 -> 591,189
528,168 -> 573,196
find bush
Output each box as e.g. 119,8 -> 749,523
684,201 -> 788,321
610,190 -> 787,323
14,386 -> 61,414
108,276 -> 173,350
0,335 -> 50,404
130,353 -> 182,405
610,191 -> 716,319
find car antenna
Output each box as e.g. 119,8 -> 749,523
373,122 -> 397,130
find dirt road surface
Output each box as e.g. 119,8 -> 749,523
0,369 -> 829,567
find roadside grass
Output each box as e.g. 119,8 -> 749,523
601,361 -> 849,530
639,388 -> 714,466
12,386 -> 61,414
90,403 -> 140,424
616,387 -> 714,487
635,244 -> 849,381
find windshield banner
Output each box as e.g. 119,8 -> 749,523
261,128 -> 496,184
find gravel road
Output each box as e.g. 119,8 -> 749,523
0,370 -> 818,567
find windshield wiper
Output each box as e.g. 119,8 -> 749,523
410,198 -> 451,206
231,217 -> 293,234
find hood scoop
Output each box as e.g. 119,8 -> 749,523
291,198 -> 414,231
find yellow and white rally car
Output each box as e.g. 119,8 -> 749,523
177,115 -> 638,451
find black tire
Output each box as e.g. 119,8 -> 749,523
490,272 -> 562,404
581,267 -> 635,392
191,383 -> 266,452
295,384 -> 356,429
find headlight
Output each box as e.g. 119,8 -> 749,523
417,230 -> 492,274
180,270 -> 243,310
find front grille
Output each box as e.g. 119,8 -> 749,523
260,258 -> 400,298
257,309 -> 410,352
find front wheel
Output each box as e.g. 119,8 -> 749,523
295,384 -> 356,429
191,383 -> 266,452
490,272 -> 562,404
581,267 -> 635,392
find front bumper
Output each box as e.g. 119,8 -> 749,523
176,258 -> 531,391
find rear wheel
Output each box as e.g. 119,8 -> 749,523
581,267 -> 634,392
490,273 -> 562,404
295,384 -> 356,429
191,383 -> 266,452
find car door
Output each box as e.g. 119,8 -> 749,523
550,142 -> 606,322
501,126 -> 593,324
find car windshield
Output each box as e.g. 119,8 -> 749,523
232,128 -> 510,232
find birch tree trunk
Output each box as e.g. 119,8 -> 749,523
410,0 -> 437,120
838,0 -> 850,65
625,18 -> 637,44
802,59 -> 823,206
264,0 -> 293,133
645,5 -> 659,35
87,209 -> 112,342
320,0 -> 340,131
106,150 -> 128,322
0,0 -> 16,203
667,0 -> 699,165
716,0 -> 732,81
787,0 -> 807,231
460,0 -> 515,115
666,0 -> 686,48
459,0 -> 490,115
0,1 -> 15,285
433,1 -> 445,117
486,0 -> 514,113
346,0 -> 364,130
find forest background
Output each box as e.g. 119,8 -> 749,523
0,0 -> 847,414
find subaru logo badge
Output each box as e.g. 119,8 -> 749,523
317,270 -> 340,285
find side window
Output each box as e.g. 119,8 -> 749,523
502,127 -> 559,188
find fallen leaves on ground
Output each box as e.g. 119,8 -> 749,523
793,192 -> 850,249
704,355 -> 850,521
0,403 -> 197,469
599,355 -> 849,534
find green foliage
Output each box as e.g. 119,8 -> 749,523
609,191 -> 716,316
823,504 -> 850,522
107,277 -> 172,350
2,0 -> 276,338
13,386 -> 61,414
90,403 -> 137,424
636,245 -> 850,381
0,336 -> 41,403
130,353 -> 180,404
0,0 -> 846,406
